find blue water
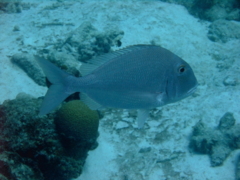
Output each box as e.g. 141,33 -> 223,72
0,1 -> 239,180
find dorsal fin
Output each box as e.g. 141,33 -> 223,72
80,45 -> 156,76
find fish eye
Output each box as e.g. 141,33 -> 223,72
178,65 -> 186,74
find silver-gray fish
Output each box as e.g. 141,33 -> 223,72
36,45 -> 198,128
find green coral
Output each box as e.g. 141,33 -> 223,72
55,100 -> 99,142
55,100 -> 99,159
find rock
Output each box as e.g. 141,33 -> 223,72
160,0 -> 240,21
189,112 -> 240,166
11,53 -> 46,86
13,25 -> 20,31
218,112 -> 235,131
210,144 -> 232,167
139,147 -> 151,153
0,1 -> 33,14
223,75 -> 238,86
0,1 -> 22,13
122,117 -> 134,123
115,121 -> 129,129
154,129 -> 171,143
216,61 -> 233,71
208,20 -> 240,43
47,51 -> 80,76
0,173 -> 8,180
236,154 -> 240,180
62,22 -> 124,62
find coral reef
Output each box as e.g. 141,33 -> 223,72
208,19 -> 240,43
0,0 -> 32,14
59,22 -> 124,62
55,100 -> 99,159
0,93 -> 98,180
160,0 -> 240,21
11,53 -> 46,86
11,52 -> 80,87
236,154 -> 240,180
46,51 -> 80,76
0,0 -> 22,13
12,22 -> 124,85
189,112 -> 240,166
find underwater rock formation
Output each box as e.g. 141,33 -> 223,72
161,0 -> 240,21
0,93 -> 98,180
0,0 -> 32,14
208,19 -> 240,43
46,51 -> 80,76
11,53 -> 46,86
189,112 -> 240,167
223,75 -> 239,86
0,0 -> 22,13
11,52 -> 81,86
62,21 -> 124,62
13,22 -> 124,85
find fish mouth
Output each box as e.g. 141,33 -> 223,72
187,84 -> 198,95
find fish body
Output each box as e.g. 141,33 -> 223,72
36,45 -> 198,128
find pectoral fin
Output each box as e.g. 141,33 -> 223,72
137,109 -> 149,129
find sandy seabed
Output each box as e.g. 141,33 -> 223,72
0,1 -> 240,180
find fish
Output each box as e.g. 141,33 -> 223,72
36,45 -> 198,128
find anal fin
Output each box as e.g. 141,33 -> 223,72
80,93 -> 102,110
137,109 -> 149,129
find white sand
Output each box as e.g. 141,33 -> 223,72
0,1 -> 239,180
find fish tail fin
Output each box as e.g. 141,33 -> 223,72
35,56 -> 77,116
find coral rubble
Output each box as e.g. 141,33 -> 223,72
11,53 -> 46,86
208,19 -> 240,43
160,0 -> 240,21
236,154 -> 240,180
62,22 -> 124,62
189,112 -> 240,167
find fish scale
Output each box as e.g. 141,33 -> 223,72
86,53 -> 165,90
